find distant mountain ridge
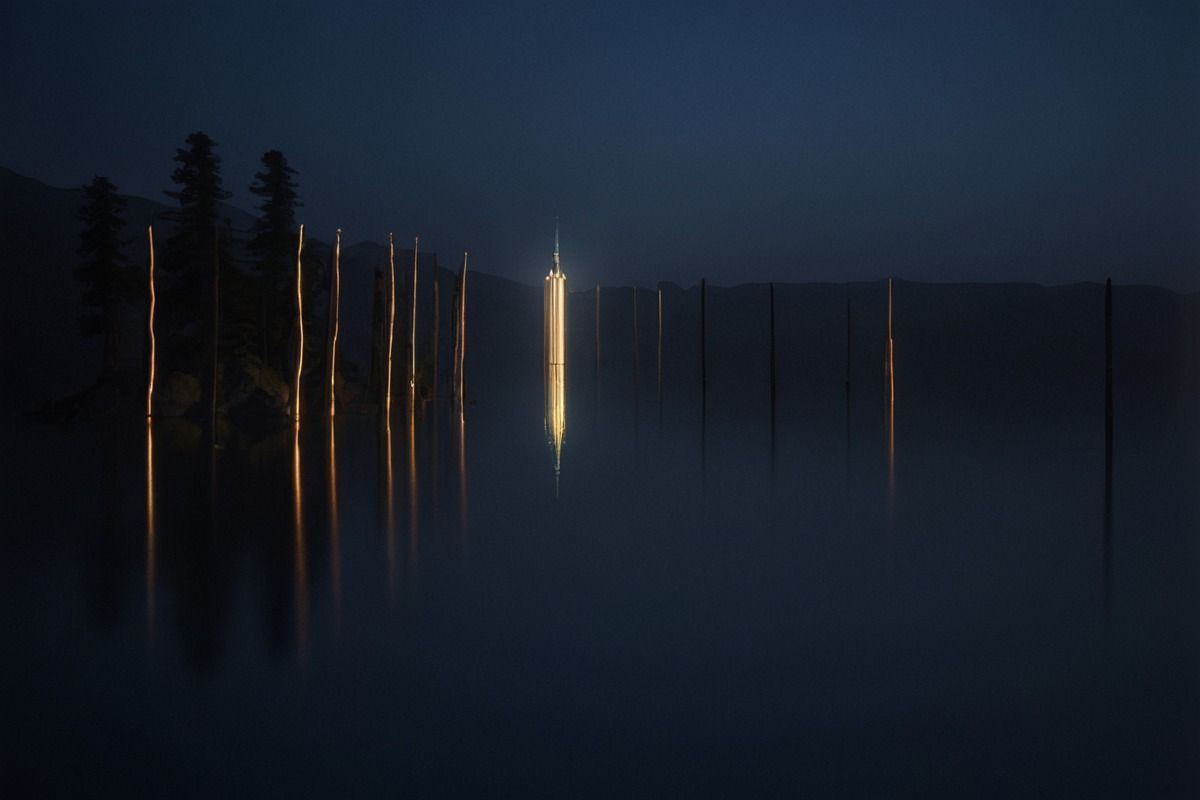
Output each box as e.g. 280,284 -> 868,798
2,167 -> 1197,428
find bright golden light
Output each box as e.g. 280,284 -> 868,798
385,415 -> 397,604
410,237 -> 419,407
329,228 -> 341,418
294,224 -> 305,425
454,253 -> 468,415
386,233 -> 396,418
544,252 -> 566,481
328,420 -> 341,628
293,424 -> 308,659
146,225 -> 156,419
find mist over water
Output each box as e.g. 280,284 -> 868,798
3,280 -> 1198,796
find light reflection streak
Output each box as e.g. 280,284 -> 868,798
328,421 -> 341,629
408,404 -> 419,576
384,416 -> 397,605
293,424 -> 308,659
145,418 -> 155,643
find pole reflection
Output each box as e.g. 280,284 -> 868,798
293,424 -> 308,660
328,421 -> 341,630
458,408 -> 468,557
383,416 -> 397,606
408,405 -> 419,578
145,419 -> 156,643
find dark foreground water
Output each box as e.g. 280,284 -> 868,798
4,283 -> 1200,797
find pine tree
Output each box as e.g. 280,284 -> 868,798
247,149 -> 302,371
76,176 -> 133,375
161,132 -> 231,344
160,131 -> 231,418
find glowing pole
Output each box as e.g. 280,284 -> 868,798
544,223 -> 567,486
386,234 -> 396,418
409,237 -> 419,410
432,274 -> 439,403
146,225 -> 156,419
327,228 -> 341,418
452,253 -> 468,414
294,224 -> 305,425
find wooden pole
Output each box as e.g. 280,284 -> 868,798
700,279 -> 707,413
386,234 -> 396,418
452,253 -> 468,412
410,237 -> 419,409
293,224 -> 305,426
327,228 -> 341,418
146,224 -> 156,419
433,272 -> 440,401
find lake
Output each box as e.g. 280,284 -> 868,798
3,280 -> 1198,797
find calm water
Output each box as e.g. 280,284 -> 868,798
4,316 -> 1199,796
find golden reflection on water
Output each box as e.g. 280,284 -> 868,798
292,424 -> 308,660
408,406 -> 418,575
328,422 -> 341,629
145,419 -> 155,643
384,417 -> 397,605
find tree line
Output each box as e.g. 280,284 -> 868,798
77,131 -> 313,421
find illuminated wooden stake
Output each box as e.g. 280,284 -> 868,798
432,272 -> 439,402
386,234 -> 396,418
452,253 -> 468,413
327,228 -> 341,418
146,224 -> 156,419
294,224 -> 305,425
700,278 -> 707,414
410,237 -> 419,410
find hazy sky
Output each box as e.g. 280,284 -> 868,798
2,1 -> 1197,289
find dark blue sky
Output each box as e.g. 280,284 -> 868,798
3,1 -> 1197,289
